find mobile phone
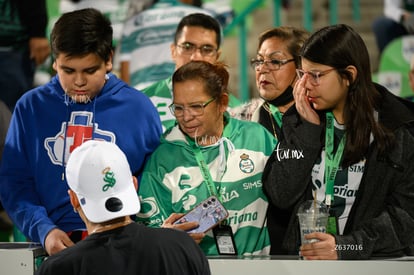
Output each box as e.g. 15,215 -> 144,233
174,196 -> 228,233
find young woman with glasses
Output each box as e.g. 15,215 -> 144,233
263,24 -> 414,260
136,60 -> 277,256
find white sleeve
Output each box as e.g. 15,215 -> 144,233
384,0 -> 406,22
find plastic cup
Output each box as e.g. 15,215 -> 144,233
297,200 -> 329,245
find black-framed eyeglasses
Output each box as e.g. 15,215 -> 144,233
296,68 -> 336,85
250,58 -> 295,71
176,42 -> 218,57
169,97 -> 216,117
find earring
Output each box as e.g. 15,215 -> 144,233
73,208 -> 78,213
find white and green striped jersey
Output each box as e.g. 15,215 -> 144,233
118,3 -> 211,90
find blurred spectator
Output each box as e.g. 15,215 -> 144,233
0,100 -> 12,241
118,0 -> 209,90
0,100 -> 11,164
408,53 -> 414,100
59,0 -> 130,46
372,0 -> 414,55
0,0 -> 50,111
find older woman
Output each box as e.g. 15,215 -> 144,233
245,26 -> 308,255
137,60 -> 277,256
250,26 -> 309,135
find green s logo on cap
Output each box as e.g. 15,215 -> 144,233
102,167 -> 116,191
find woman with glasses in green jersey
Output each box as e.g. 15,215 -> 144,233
137,60 -> 277,256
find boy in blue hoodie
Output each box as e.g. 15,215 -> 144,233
0,8 -> 162,256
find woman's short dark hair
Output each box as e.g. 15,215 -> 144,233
172,61 -> 229,99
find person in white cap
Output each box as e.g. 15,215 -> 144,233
36,140 -> 210,275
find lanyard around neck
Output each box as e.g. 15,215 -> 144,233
324,112 -> 346,206
192,144 -> 220,199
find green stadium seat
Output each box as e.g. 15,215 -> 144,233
377,35 -> 414,98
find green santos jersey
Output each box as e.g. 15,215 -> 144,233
142,77 -> 242,132
136,113 -> 277,256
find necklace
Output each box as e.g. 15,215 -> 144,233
91,219 -> 133,234
263,102 -> 278,139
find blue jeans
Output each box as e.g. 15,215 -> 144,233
0,47 -> 35,112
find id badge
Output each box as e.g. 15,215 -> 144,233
213,224 -> 237,255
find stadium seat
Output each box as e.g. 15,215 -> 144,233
377,35 -> 414,98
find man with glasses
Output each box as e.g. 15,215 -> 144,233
142,12 -> 240,132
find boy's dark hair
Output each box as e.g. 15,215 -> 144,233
50,8 -> 113,62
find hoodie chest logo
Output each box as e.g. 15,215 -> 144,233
44,111 -> 116,165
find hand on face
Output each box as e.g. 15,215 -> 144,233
293,73 -> 321,125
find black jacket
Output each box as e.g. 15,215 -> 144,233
263,84 -> 414,259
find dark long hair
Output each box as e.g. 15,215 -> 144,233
301,24 -> 393,166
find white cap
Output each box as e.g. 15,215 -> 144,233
66,140 -> 140,223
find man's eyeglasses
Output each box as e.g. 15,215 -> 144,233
169,97 -> 216,117
250,58 -> 295,71
296,68 -> 336,85
176,42 -> 218,57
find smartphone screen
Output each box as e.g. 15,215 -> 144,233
174,196 -> 228,233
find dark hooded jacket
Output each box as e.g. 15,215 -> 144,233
263,84 -> 414,259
